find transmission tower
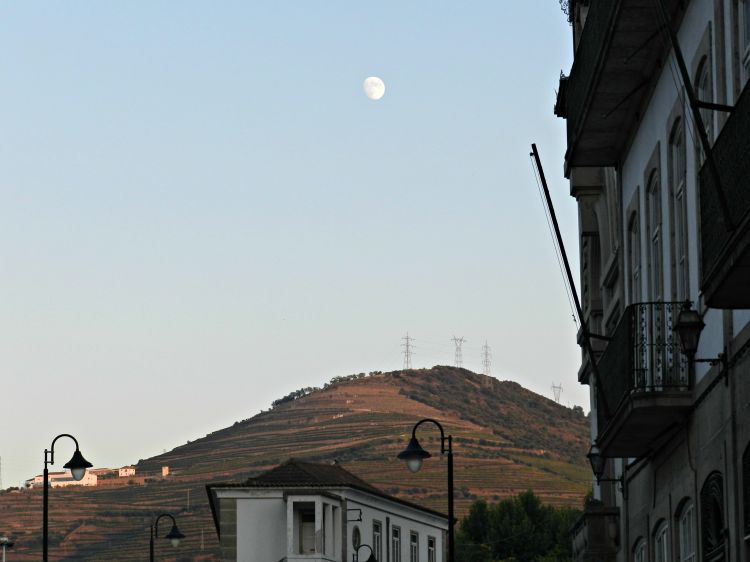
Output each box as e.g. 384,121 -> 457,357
402,332 -> 413,370
452,336 -> 466,368
552,383 -> 563,403
482,341 -> 492,376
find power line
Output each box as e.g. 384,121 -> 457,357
452,336 -> 466,368
402,332 -> 414,370
482,341 -> 492,377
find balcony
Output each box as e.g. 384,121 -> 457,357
699,83 -> 750,308
595,302 -> 692,458
571,501 -> 620,562
560,0 -> 684,171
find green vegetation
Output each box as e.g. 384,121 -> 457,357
456,490 -> 580,562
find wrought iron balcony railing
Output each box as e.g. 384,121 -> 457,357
596,302 -> 691,457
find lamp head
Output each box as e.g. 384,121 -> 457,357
165,523 -> 185,548
675,301 -> 705,359
587,444 -> 605,482
397,435 -> 431,473
63,449 -> 93,481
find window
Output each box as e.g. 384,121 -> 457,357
297,504 -> 316,554
701,472 -> 726,561
695,57 -> 713,149
670,119 -> 689,301
392,526 -> 402,562
679,503 -> 697,562
373,521 -> 382,562
410,531 -> 419,562
742,0 -> 750,77
646,172 -> 662,302
628,212 -> 641,304
427,536 -> 436,562
654,521 -> 669,562
634,538 -> 646,562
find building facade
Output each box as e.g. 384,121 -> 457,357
206,459 -> 447,562
24,470 -> 98,488
555,0 -> 750,561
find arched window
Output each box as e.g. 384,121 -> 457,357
628,212 -> 641,304
677,501 -> 696,562
633,538 -> 647,562
654,520 -> 669,562
701,471 -> 726,561
669,119 -> 689,301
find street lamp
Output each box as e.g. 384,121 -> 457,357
43,434 -> 92,562
675,301 -> 727,374
587,444 -> 626,499
150,513 -> 185,561
353,543 -> 377,562
0,537 -> 14,562
397,418 -> 454,562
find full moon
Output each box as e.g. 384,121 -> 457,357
363,76 -> 385,100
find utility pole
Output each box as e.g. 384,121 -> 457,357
402,332 -> 413,370
481,341 -> 492,377
452,336 -> 465,368
552,383 -> 563,404
0,456 -> 3,490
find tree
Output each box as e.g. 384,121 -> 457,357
455,490 -> 580,562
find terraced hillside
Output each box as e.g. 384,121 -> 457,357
0,367 -> 590,561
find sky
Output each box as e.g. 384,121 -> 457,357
0,2 -> 581,487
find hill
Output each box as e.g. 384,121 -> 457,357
0,367 -> 590,561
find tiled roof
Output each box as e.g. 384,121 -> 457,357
244,459 -> 382,493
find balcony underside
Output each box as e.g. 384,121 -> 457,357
565,0 -> 683,170
598,391 -> 692,458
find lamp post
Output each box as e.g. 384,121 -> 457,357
149,513 -> 185,562
397,418 -> 454,562
0,537 -> 13,562
353,543 -> 377,562
43,434 -> 92,562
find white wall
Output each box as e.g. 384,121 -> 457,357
237,497 -> 287,562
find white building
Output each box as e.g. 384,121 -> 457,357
24,470 -> 98,488
554,0 -> 750,560
206,459 -> 448,562
118,466 -> 136,477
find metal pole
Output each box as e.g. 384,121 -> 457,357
447,435 -> 454,562
149,522 -> 155,562
43,461 -> 49,562
530,143 -> 611,418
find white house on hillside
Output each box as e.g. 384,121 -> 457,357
206,459 -> 448,562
